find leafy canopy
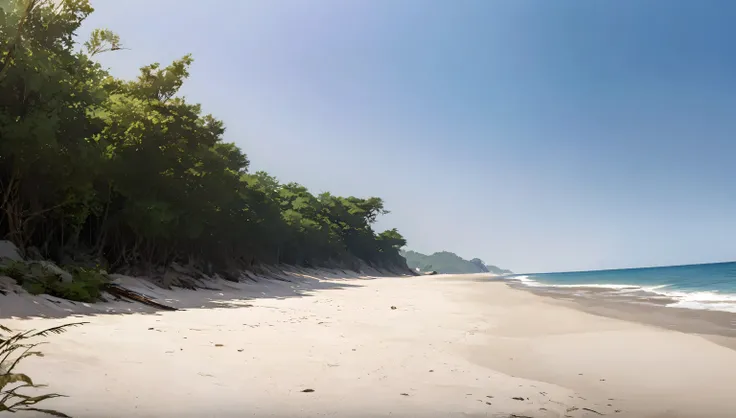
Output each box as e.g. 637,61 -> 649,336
0,0 -> 408,275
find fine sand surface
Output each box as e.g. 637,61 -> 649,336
2,272 -> 736,418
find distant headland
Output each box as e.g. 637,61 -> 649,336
400,250 -> 512,275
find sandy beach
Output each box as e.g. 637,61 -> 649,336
2,271 -> 736,418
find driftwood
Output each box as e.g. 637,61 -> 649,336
104,284 -> 178,311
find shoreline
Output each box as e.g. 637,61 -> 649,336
2,273 -> 736,417
499,279 -> 736,350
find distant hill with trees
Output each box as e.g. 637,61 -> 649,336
400,250 -> 512,275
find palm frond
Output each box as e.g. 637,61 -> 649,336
15,407 -> 71,417
1,342 -> 42,374
0,383 -> 35,404
28,322 -> 89,338
0,373 -> 33,391
0,343 -> 30,368
8,393 -> 66,409
5,345 -> 46,375
0,322 -> 85,417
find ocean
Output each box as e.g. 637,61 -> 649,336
506,261 -> 736,313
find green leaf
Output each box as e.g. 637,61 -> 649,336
0,373 -> 34,390
16,406 -> 72,417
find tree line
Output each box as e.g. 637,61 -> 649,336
0,0 -> 409,278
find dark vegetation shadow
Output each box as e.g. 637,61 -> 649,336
0,272 -> 369,321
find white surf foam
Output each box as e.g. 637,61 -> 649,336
666,299 -> 736,313
507,276 -> 736,313
507,276 -> 641,290
660,291 -> 736,313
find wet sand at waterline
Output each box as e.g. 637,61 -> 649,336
2,272 -> 736,418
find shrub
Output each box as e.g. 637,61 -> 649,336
0,260 -> 32,283
0,261 -> 108,303
59,267 -> 108,303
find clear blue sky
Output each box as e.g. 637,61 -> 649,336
79,0 -> 736,273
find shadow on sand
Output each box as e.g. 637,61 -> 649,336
0,267 -> 391,321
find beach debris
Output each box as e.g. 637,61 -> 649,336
582,407 -> 604,415
599,378 -> 606,381
486,395 -> 493,399
390,306 -> 397,310
214,343 -> 224,347
485,401 -> 492,405
400,393 -> 409,396
429,369 -> 434,372
105,283 -> 178,311
512,397 -> 525,401
237,349 -> 244,352
567,407 -> 579,412
301,389 -> 315,393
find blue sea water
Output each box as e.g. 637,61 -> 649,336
506,261 -> 736,313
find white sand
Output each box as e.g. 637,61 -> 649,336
2,272 -> 736,418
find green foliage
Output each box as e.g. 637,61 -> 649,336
0,321 -> 87,417
0,260 -> 108,302
38,266 -> 106,302
0,260 -> 27,282
401,250 -> 511,275
0,0 -> 408,280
